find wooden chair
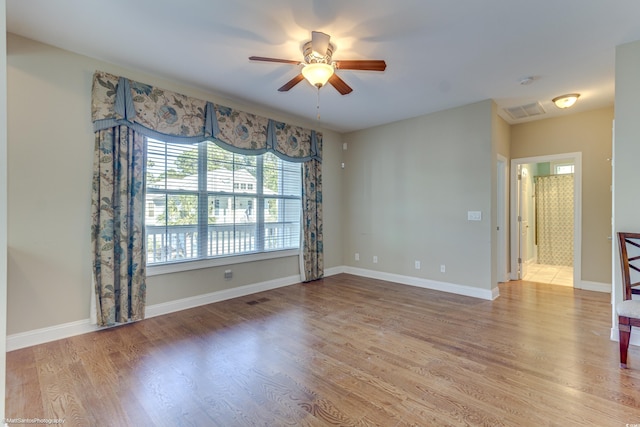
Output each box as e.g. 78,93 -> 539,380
617,232 -> 640,368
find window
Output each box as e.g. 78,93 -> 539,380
552,162 -> 574,175
146,201 -> 155,218
145,139 -> 302,265
555,164 -> 574,174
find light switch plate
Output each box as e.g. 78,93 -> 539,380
467,211 -> 482,221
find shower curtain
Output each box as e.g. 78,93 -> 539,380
535,174 -> 573,266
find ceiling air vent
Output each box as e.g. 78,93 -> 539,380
504,102 -> 546,120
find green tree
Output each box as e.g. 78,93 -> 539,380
174,149 -> 198,176
172,143 -> 282,191
174,142 -> 249,175
156,195 -> 198,225
263,152 -> 279,193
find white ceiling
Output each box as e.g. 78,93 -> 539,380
7,0 -> 640,133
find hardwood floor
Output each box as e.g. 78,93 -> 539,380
7,274 -> 640,426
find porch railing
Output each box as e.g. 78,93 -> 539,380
146,222 -> 299,264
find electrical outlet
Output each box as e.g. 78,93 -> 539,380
224,269 -> 232,279
355,253 -> 360,261
373,256 -> 378,264
440,264 -> 446,273
415,260 -> 421,269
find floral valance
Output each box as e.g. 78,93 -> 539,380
91,71 -> 321,162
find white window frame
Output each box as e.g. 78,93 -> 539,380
145,139 -> 302,275
551,161 -> 575,175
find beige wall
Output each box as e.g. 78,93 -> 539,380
342,100 -> 495,291
493,105 -> 511,159
6,33 -> 343,335
510,107 -> 613,284
614,40 -> 640,311
1,0 -> 8,414
7,29 -> 625,340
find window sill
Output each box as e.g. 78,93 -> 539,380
147,249 -> 300,277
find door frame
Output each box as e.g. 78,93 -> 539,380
510,152 -> 582,287
516,163 -> 531,280
497,155 -> 509,282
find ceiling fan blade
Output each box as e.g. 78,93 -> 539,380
311,31 -> 331,56
278,74 -> 305,92
334,60 -> 387,72
249,56 -> 300,65
328,74 -> 353,95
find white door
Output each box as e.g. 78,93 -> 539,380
517,165 -> 530,279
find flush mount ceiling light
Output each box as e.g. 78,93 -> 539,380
552,93 -> 580,109
301,62 -> 335,88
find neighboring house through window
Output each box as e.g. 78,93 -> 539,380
145,138 -> 302,265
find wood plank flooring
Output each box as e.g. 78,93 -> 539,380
7,274 -> 640,426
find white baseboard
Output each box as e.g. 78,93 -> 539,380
6,265 -> 499,351
343,266 -> 499,301
324,265 -> 346,277
7,273 -> 304,351
6,319 -> 98,352
145,274 -> 301,319
578,280 -> 611,293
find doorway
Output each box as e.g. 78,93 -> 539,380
510,153 -> 582,288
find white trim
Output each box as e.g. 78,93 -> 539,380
497,154 -> 509,283
8,266 -> 347,351
7,265 -> 499,351
147,249 -> 299,276
510,152 -> 582,286
145,274 -> 301,318
344,266 -> 499,300
299,208 -> 306,282
578,280 -> 611,293
611,119 -> 618,340
324,265 -> 346,276
8,274 -> 298,351
6,265 -> 501,351
7,319 -> 97,352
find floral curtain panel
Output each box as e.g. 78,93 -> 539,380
91,71 -> 324,325
91,126 -> 146,326
302,159 -> 323,281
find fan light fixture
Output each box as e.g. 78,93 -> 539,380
249,31 -> 385,96
301,63 -> 334,88
552,93 -> 580,109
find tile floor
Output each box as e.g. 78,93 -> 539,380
522,263 -> 574,286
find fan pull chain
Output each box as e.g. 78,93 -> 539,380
316,87 -> 321,120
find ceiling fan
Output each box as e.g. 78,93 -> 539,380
249,31 -> 386,95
